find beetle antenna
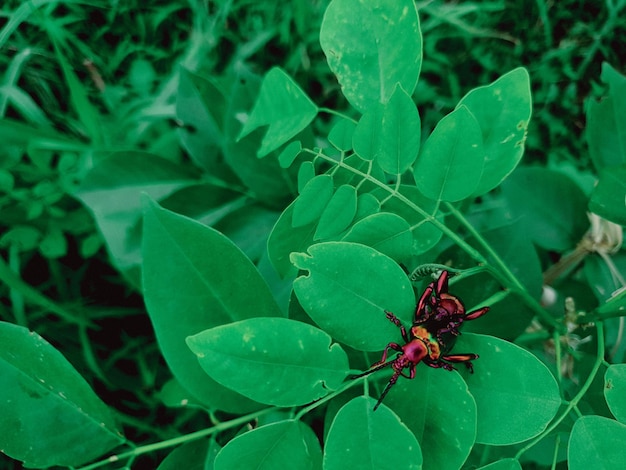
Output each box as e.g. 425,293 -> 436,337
350,358 -> 394,379
373,372 -> 400,411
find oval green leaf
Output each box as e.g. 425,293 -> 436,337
413,105 -> 484,202
568,416 -> 626,469
342,212 -> 414,262
186,318 -> 349,406
455,334 -> 561,445
324,396 -> 422,470
457,68 -> 532,195
328,117 -> 357,151
293,174 -> 334,228
237,67 -> 318,158
353,85 -> 420,174
383,366 -> 476,470
315,184 -> 358,239
0,322 -> 123,468
320,0 -> 422,113
214,420 -> 321,470
605,364 -> 626,424
142,198 -> 281,412
291,242 -> 415,351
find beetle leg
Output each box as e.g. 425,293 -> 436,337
465,306 -> 490,321
415,283 -> 434,323
440,353 -> 479,373
371,342 -> 403,368
384,311 -> 409,342
435,270 -> 449,295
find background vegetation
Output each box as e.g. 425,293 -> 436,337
1,0 -> 625,468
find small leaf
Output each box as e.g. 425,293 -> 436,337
413,106 -> 484,201
268,201 -> 317,279
589,164 -> 626,225
291,242 -> 415,351
568,416 -> 626,469
605,364 -> 626,424
293,175 -> 334,227
315,184 -> 358,239
186,318 -> 349,406
320,0 -> 422,112
277,140 -> 302,168
458,68 -> 532,195
324,397 -> 422,470
158,438 -> 213,470
342,212 -> 414,261
383,367 -> 476,470
238,67 -> 318,157
214,420 -> 321,470
297,161 -> 316,193
353,85 -> 421,174
328,118 -> 357,151
455,334 -> 561,445
143,198 -> 281,412
0,322 -> 123,467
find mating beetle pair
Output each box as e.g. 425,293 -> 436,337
353,270 -> 489,410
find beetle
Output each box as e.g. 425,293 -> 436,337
414,270 -> 489,348
353,270 -> 489,410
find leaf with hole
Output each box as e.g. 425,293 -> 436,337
291,242 -> 415,350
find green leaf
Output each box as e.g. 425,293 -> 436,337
328,117 -> 357,151
413,105 -> 484,201
457,68 -> 532,195
353,85 -> 421,174
142,198 -> 281,412
502,168 -> 589,251
176,67 -> 226,170
455,334 -> 561,445
589,164 -> 626,225
214,420 -> 321,470
381,366 -> 476,470
268,201 -> 317,279
0,321 -> 123,467
315,184 -> 358,239
186,318 -> 349,406
324,396 -> 422,470
477,459 -> 522,470
297,161 -> 316,192
320,0 -> 422,113
371,185 -> 443,254
238,67 -> 318,158
293,175 -> 334,227
290,242 -> 415,351
278,140 -> 302,168
74,151 -> 198,282
158,438 -> 214,470
568,416 -> 626,469
342,212 -> 414,262
605,364 -> 626,424
587,63 -> 626,171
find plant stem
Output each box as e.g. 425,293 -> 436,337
514,322 -> 605,460
76,408 -> 274,470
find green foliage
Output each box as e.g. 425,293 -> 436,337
1,0 -> 626,469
